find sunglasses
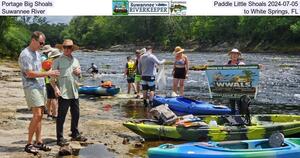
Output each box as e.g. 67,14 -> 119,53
35,39 -> 45,46
63,45 -> 73,49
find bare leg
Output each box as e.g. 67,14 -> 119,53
143,90 -> 148,100
28,107 -> 43,144
52,99 -> 58,117
179,79 -> 185,96
136,82 -> 140,94
131,82 -> 137,93
46,99 -> 51,115
127,83 -> 131,94
173,78 -> 179,94
149,90 -> 154,101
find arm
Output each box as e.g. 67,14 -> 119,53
50,77 -> 61,97
25,70 -> 59,78
152,55 -> 165,65
86,67 -> 91,72
124,63 -> 128,76
185,56 -> 189,76
172,60 -> 176,75
50,60 -> 61,97
138,58 -> 142,75
20,55 -> 59,78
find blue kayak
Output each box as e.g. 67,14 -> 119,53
153,96 -> 231,115
148,138 -> 300,158
78,86 -> 120,96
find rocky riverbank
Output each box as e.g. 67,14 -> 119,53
83,41 -> 300,53
0,60 -> 143,158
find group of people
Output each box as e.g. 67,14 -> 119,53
18,31 -> 87,154
18,31 -> 252,155
123,46 -> 190,107
123,45 -> 252,113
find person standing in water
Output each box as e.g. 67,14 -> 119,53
87,63 -> 99,77
172,46 -> 189,96
134,49 -> 144,98
138,46 -> 165,107
124,56 -> 137,94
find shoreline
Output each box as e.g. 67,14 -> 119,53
0,60 -> 142,158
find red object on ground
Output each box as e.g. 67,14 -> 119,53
42,59 -> 53,71
102,104 -> 112,112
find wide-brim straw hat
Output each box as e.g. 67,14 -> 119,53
135,49 -> 142,54
228,48 -> 241,55
173,46 -> 184,55
48,48 -> 62,58
55,39 -> 79,51
140,48 -> 146,54
41,45 -> 53,53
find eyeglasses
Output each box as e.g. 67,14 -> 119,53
63,45 -> 73,50
35,39 -> 44,46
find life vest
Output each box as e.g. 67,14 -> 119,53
101,81 -> 113,88
42,59 -> 53,84
127,61 -> 135,76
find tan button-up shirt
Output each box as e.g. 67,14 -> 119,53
52,54 -> 80,99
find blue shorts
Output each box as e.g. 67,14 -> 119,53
141,76 -> 155,91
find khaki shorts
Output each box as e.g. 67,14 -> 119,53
24,88 -> 46,109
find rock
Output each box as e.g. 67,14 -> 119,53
58,145 -> 73,156
134,142 -> 143,148
122,137 -> 129,144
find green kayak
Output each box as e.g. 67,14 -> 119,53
123,114 -> 300,141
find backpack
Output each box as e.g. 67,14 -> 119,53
149,104 -> 177,125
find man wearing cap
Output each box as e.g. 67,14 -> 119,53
19,31 -> 60,154
51,39 -> 87,146
138,46 -> 165,107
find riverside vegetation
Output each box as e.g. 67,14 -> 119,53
1,16 -> 300,59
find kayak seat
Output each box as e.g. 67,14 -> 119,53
223,115 -> 249,126
255,141 -> 270,149
217,142 -> 249,149
255,141 -> 287,149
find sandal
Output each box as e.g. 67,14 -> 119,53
24,144 -> 39,154
34,143 -> 52,151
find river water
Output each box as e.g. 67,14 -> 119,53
74,51 -> 300,157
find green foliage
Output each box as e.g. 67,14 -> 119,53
2,16 -> 300,57
28,22 -> 67,46
4,26 -> 30,58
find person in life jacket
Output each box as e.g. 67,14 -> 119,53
124,56 -> 137,94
